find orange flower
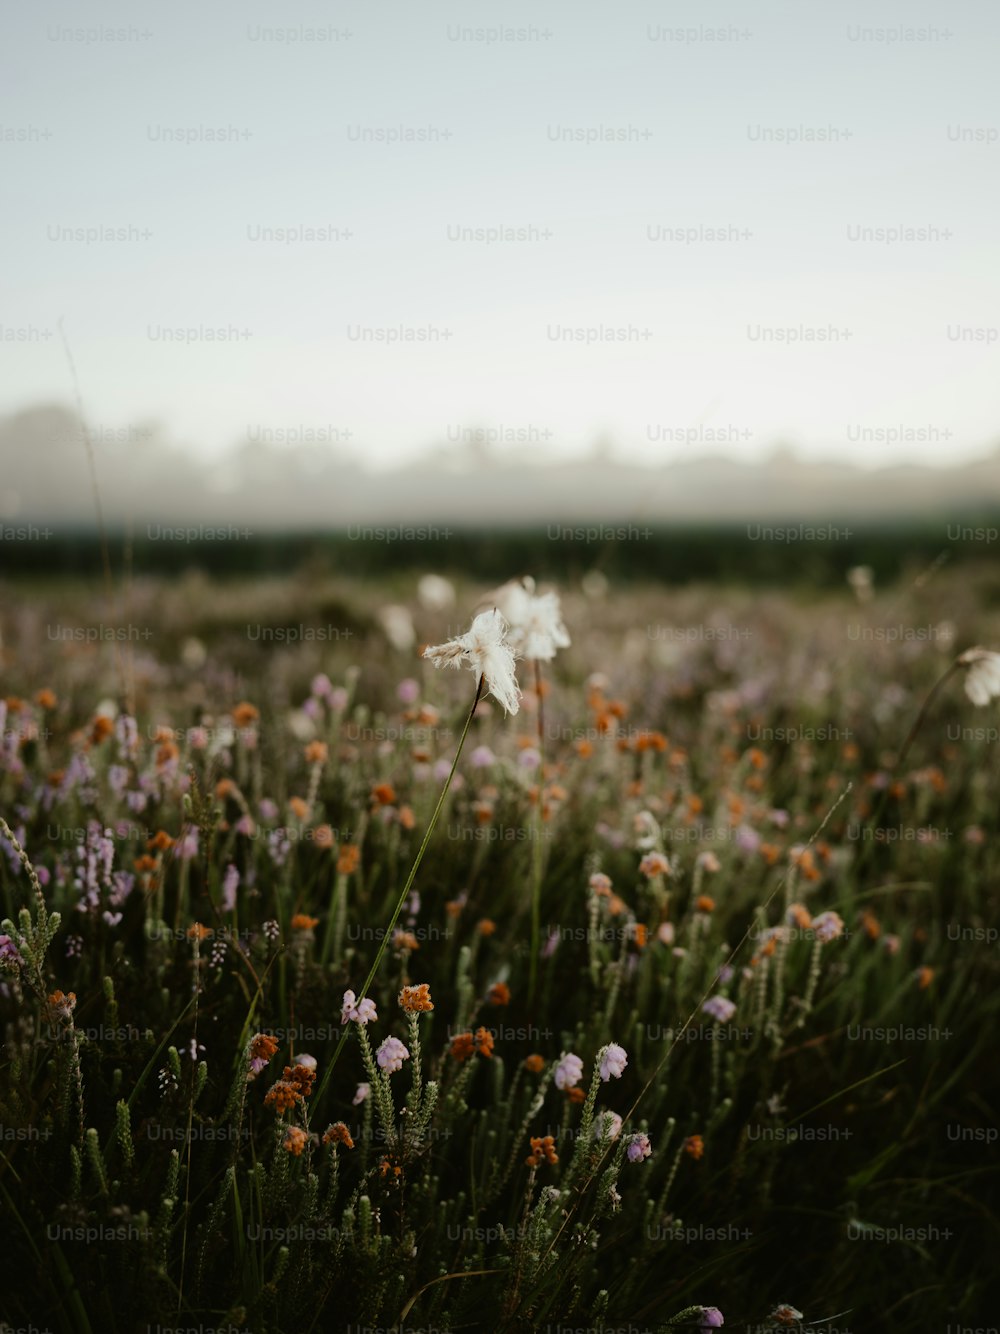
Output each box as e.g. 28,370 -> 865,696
759,842 -> 781,866
313,824 -> 336,850
304,740 -> 328,764
695,895 -> 715,914
574,739 -> 594,758
322,1122 -> 354,1149
917,966 -> 934,989
399,983 -> 434,1013
488,982 -> 511,1006
632,923 -> 648,949
445,898 -> 465,918
147,830 -> 174,851
449,1032 -> 475,1062
249,1033 -> 279,1064
90,715 -> 114,745
566,1086 -> 585,1104
683,1134 -> 704,1160
787,903 -> 812,930
746,747 -> 767,770
187,923 -> 212,941
264,1063 -> 316,1112
372,782 -> 397,806
525,1134 -> 559,1167
477,918 -> 496,937
284,1126 -> 308,1156
133,854 -> 157,873
337,844 -> 360,875
156,741 -> 179,767
232,702 -> 259,726
291,913 -> 319,931
393,929 -> 419,952
474,1027 -> 494,1058
398,805 -> 416,830
860,909 -> 881,940
289,796 -> 310,822
47,990 -> 77,1018
523,1054 -> 545,1074
215,778 -> 236,800
379,1155 -> 403,1180
35,688 -> 57,710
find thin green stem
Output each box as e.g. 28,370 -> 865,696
314,675 -> 484,1111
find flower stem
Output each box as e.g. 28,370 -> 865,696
314,675 -> 483,1111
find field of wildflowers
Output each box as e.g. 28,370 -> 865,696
0,560 -> 996,1333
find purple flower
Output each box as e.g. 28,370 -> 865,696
735,825 -> 760,853
221,864 -> 240,912
699,1309 -> 724,1329
329,687 -> 348,712
554,1052 -> 584,1090
518,747 -> 541,770
702,995 -> 736,1024
469,745 -> 496,768
258,798 -> 279,821
812,910 -> 844,944
627,1132 -> 652,1162
397,678 -> 420,705
352,1082 -> 370,1105
311,672 -> 333,700
0,935 -> 24,967
598,1043 -> 628,1081
376,1036 -> 410,1074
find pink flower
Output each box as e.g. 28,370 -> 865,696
352,1082 -> 370,1105
592,1110 -> 623,1140
627,1132 -> 652,1162
699,1309 -> 724,1329
376,1036 -> 410,1074
341,990 -> 378,1026
598,1043 -> 627,1081
554,1052 -> 584,1090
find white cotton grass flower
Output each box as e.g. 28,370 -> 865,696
378,604 -> 416,652
417,573 -> 456,612
490,576 -> 571,662
423,608 -> 521,715
958,647 -> 1000,707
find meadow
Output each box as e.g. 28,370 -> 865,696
0,553 -> 997,1333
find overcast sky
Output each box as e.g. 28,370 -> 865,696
3,0 -> 999,471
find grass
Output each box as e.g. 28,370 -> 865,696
0,561 -> 997,1333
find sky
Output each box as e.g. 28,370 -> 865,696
3,0 -> 999,471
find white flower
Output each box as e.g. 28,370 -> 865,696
423,609 -> 521,715
598,1043 -> 628,1081
959,647 -> 1000,707
491,576 -> 570,662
